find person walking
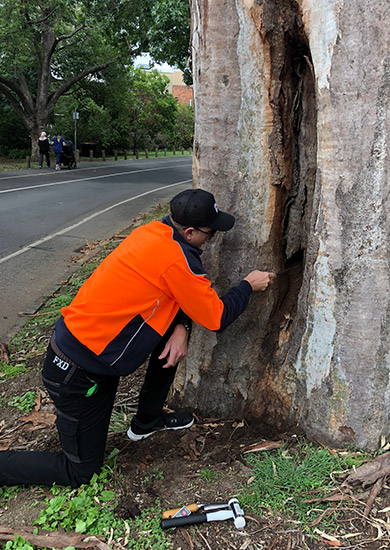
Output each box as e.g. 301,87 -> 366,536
38,131 -> 51,168
52,132 -> 66,171
0,189 -> 275,488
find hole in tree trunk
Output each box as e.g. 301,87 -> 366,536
260,0 -> 317,374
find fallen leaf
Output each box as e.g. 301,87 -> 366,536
317,538 -> 341,547
0,440 -> 11,451
314,529 -> 341,546
343,452 -> 390,488
20,410 -> 56,428
243,440 -> 284,454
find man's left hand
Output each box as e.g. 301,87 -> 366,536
159,325 -> 189,368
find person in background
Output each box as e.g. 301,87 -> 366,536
52,132 -> 66,171
38,131 -> 51,169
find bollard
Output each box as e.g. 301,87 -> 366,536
164,148 -> 167,156
173,148 -> 176,155
114,150 -> 118,160
89,149 -> 93,162
26,156 -> 31,168
155,148 -> 158,158
182,147 -> 185,155
75,149 -> 80,163
102,149 -> 106,161
124,150 -> 127,160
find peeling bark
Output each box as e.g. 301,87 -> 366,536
172,0 -> 390,450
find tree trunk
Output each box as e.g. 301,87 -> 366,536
170,0 -> 390,450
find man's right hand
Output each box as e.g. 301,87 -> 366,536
244,270 -> 276,291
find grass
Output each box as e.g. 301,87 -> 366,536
200,467 -> 218,482
239,440 -> 371,533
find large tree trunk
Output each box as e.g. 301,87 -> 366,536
171,0 -> 390,450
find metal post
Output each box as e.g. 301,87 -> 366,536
73,110 -> 79,149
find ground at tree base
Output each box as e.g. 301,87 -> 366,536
0,357 -> 390,550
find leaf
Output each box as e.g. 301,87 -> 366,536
343,451 -> 390,488
99,490 -> 115,502
75,519 -> 87,533
314,529 -> 341,546
20,411 -> 56,429
242,440 -> 284,454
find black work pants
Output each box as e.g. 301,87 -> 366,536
0,326 -> 178,487
39,151 -> 50,167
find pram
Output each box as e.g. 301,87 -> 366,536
60,140 -> 77,169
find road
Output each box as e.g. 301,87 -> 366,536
0,157 -> 192,341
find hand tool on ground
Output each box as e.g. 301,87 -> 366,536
162,501 -> 231,519
160,498 -> 245,530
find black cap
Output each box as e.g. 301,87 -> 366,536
170,189 -> 235,231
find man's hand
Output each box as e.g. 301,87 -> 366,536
159,324 -> 189,368
244,270 -> 276,291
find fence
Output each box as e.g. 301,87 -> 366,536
25,147 -> 193,167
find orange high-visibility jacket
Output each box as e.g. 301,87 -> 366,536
54,218 -> 252,376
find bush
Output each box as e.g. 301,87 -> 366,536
8,148 -> 30,159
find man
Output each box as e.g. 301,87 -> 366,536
0,189 -> 274,487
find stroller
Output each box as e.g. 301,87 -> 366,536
60,140 -> 77,169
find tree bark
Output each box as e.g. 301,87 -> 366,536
171,0 -> 390,450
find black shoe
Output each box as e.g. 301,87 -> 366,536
127,411 -> 194,441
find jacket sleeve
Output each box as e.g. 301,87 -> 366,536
161,260 -> 252,332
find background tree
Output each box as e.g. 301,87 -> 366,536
0,0 -> 155,158
145,0 -> 192,84
171,0 -> 390,451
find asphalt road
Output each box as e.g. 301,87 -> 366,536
0,156 -> 192,341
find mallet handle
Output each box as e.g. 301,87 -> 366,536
161,513 -> 207,529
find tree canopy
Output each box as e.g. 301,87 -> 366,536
0,0 -> 191,156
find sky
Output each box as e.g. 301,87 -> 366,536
134,53 -> 175,72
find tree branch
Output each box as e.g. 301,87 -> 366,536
0,74 -> 33,115
0,83 -> 27,126
47,58 -> 116,110
55,25 -> 85,45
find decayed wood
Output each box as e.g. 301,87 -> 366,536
0,526 -> 109,550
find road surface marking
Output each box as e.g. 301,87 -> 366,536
0,163 -> 191,194
0,179 -> 191,265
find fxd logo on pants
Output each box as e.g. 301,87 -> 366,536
53,355 -> 69,370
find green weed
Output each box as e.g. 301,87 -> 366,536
9,391 -> 37,413
3,535 -> 35,550
128,504 -> 173,550
34,294 -> 73,327
143,467 -> 165,486
0,360 -> 26,380
109,405 -> 136,434
0,485 -> 23,503
240,441 -> 370,532
34,468 -> 122,535
200,468 -> 218,482
32,467 -> 172,549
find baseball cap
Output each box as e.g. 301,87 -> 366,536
170,189 -> 235,231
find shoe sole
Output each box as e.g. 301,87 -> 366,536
127,418 -> 194,442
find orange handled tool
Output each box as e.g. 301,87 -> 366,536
162,504 -> 199,519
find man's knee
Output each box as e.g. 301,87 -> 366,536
68,458 -> 104,488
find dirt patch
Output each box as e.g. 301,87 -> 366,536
0,359 -> 389,549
